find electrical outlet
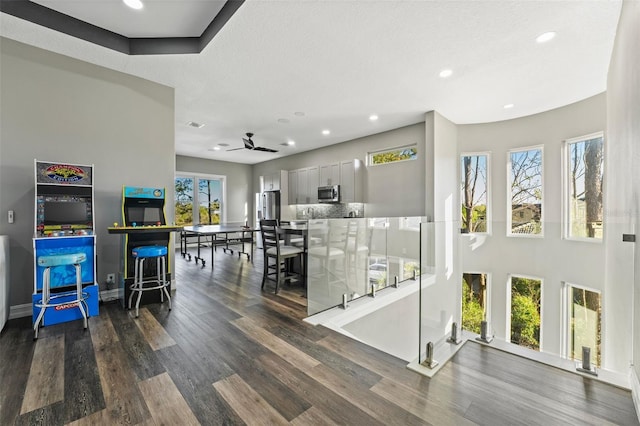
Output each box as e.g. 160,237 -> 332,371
107,273 -> 115,283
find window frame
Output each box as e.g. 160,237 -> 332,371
460,152 -> 491,235
507,145 -> 544,238
562,132 -> 605,243
175,171 -> 227,226
460,271 -> 492,334
560,282 -> 602,367
367,144 -> 417,166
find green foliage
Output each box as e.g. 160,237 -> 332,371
462,280 -> 483,334
403,262 -> 420,278
510,278 -> 541,350
174,201 -> 193,226
372,147 -> 417,165
199,200 -> 221,225
461,204 -> 487,232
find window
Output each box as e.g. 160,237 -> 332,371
461,273 -> 489,334
509,275 -> 542,351
368,144 -> 417,165
564,133 -> 604,240
174,173 -> 225,226
460,154 -> 489,233
508,147 -> 543,236
564,283 -> 601,367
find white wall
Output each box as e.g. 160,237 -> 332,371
0,38 -> 175,306
421,111 -> 461,351
176,155 -> 253,224
458,95 -> 610,362
606,0 -> 640,385
252,123 -> 426,218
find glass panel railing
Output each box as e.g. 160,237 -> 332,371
306,217 -> 427,316
418,220 -> 459,365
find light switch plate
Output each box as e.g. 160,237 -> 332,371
7,210 -> 14,224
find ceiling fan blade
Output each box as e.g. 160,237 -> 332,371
242,138 -> 255,149
226,147 -> 244,152
254,146 -> 278,153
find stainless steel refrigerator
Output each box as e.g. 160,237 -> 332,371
261,190 -> 281,222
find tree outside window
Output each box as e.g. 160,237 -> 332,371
569,285 -> 601,367
369,145 -> 417,165
460,154 -> 488,233
510,276 -> 541,351
175,177 -> 194,226
566,135 -> 604,239
175,175 -> 224,226
509,148 -> 543,235
462,273 -> 488,334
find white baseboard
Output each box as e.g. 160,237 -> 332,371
100,288 -> 120,303
631,367 -> 640,423
9,303 -> 31,319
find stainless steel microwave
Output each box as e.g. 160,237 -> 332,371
318,185 -> 340,203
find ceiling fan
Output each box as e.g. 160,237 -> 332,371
227,132 -> 278,153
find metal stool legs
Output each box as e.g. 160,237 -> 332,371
33,260 -> 88,340
128,249 -> 171,318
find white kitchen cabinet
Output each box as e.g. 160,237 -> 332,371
319,163 -> 340,186
288,170 -> 298,205
262,170 -> 286,191
340,159 -> 365,202
288,166 -> 319,204
297,168 -> 309,204
307,166 -> 319,203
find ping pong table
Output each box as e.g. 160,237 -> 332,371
180,224 -> 259,268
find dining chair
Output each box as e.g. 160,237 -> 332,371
260,219 -> 304,294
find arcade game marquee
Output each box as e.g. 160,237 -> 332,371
108,186 -> 181,308
33,160 -> 99,328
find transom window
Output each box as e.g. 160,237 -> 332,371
368,144 -> 417,166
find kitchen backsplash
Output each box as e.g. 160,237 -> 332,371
295,203 -> 364,219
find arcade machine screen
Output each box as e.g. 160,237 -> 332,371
43,201 -> 91,225
126,206 -> 162,226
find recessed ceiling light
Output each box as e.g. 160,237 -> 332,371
287,140 -> 295,146
439,69 -> 453,78
504,103 -> 514,109
322,129 -> 330,135
536,32 -> 556,43
123,0 -> 143,10
294,111 -> 305,117
187,121 -> 204,128
369,114 -> 379,121
207,147 -> 220,151
277,118 -> 290,124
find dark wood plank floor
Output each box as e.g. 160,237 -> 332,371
1,246 -> 638,425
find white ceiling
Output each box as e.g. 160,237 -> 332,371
1,1 -> 622,165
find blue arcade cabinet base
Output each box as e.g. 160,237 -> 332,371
32,284 -> 99,327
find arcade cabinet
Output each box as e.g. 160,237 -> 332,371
110,186 -> 180,308
32,160 -> 99,333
